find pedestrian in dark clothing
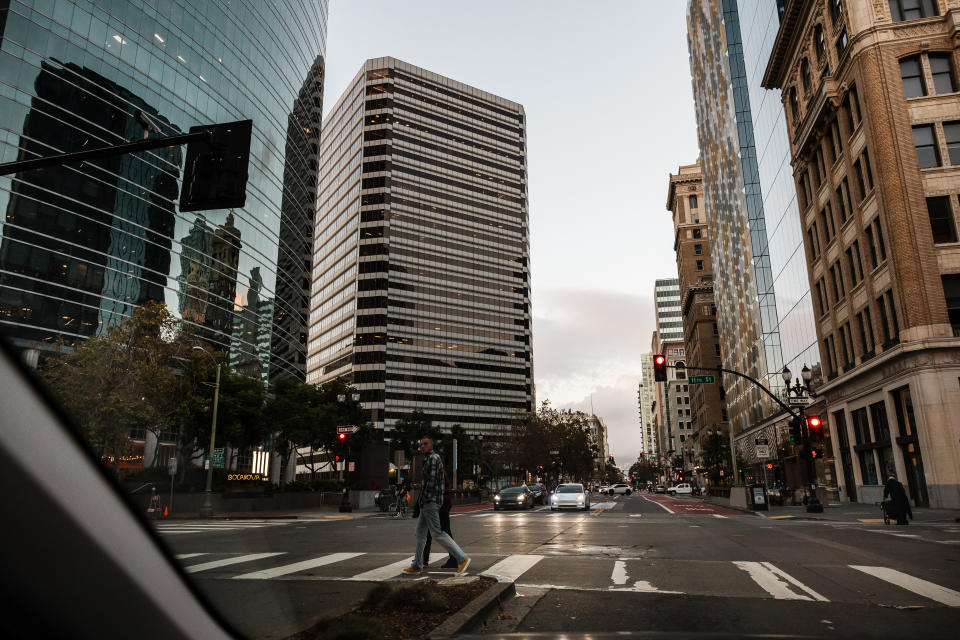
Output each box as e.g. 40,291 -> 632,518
421,470 -> 456,568
883,476 -> 912,525
402,437 -> 469,576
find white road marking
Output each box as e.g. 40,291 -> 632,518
348,553 -> 446,581
713,514 -> 727,519
611,560 -> 628,585
233,552 -> 363,580
175,553 -> 207,560
628,514 -> 642,518
851,566 -> 960,607
482,554 -> 545,582
733,561 -> 829,601
186,552 -> 286,573
471,513 -> 496,518
643,497 -> 675,514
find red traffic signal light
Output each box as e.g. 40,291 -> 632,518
807,416 -> 822,429
653,354 -> 667,382
338,432 -> 347,441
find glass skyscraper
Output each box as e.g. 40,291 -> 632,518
0,0 -> 328,383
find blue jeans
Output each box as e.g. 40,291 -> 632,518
413,501 -> 466,570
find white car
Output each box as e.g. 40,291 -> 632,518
550,483 -> 591,511
608,483 -> 632,495
597,485 -> 610,494
669,483 -> 693,496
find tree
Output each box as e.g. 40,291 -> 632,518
389,409 -> 443,466
702,431 -> 732,485
629,457 -> 661,484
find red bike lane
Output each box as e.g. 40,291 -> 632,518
643,494 -> 743,516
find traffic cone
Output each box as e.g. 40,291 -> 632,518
163,505 -> 168,518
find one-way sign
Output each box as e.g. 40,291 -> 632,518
337,425 -> 359,434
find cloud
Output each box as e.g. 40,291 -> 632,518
532,287 -> 656,467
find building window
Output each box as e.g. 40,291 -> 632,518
712,322 -> 718,335
825,336 -> 838,375
693,228 -> 702,239
714,344 -> 721,356
831,261 -> 845,302
846,241 -> 863,285
816,279 -> 828,316
913,124 -> 941,168
835,186 -> 848,224
830,0 -> 844,24
888,0 -> 940,22
832,120 -> 843,154
841,322 -> 855,368
942,274 -> 960,336
926,196 -> 958,244
801,58 -> 812,93
841,178 -> 853,219
694,243 -> 703,255
789,87 -> 800,124
836,28 -> 849,58
815,24 -> 826,62
853,158 -> 867,200
808,225 -> 821,260
845,85 -> 861,133
816,146 -> 827,183
873,218 -> 888,263
863,150 -> 874,190
696,260 -> 704,271
689,194 -> 698,209
929,54 -> 957,95
857,309 -> 875,355
900,55 -> 927,98
944,121 -> 960,165
821,205 -> 836,242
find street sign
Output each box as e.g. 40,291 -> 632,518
212,447 -> 225,469
337,425 -> 360,434
167,457 -> 178,476
788,396 -> 813,407
688,375 -> 716,384
755,444 -> 771,458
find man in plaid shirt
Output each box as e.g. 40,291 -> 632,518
403,436 -> 470,575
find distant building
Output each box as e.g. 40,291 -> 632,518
639,352 -> 656,456
307,58 -> 534,436
584,414 -> 610,480
667,161 -> 728,482
652,278 -> 689,480
762,0 -> 960,508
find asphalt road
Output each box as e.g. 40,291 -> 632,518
155,494 -> 960,639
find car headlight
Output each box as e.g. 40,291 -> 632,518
494,495 -> 500,501
551,495 -> 557,503
518,496 -> 524,502
577,495 -> 584,502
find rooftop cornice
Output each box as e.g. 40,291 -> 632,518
762,0 -> 807,90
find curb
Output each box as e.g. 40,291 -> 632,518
428,580 -> 516,638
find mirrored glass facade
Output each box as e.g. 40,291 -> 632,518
687,0 -> 784,436
307,58 -> 533,435
0,0 -> 328,383
738,0 -> 822,385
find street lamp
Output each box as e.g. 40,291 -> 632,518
781,365 -> 822,513
193,346 -> 221,518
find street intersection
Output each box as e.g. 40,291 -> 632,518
155,494 -> 960,639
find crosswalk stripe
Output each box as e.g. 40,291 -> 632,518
186,552 -> 286,574
482,554 -> 544,582
733,561 -> 828,601
175,553 -> 207,560
851,566 -> 960,607
233,552 -> 363,580
347,553 -> 447,581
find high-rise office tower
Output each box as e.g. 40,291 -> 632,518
686,0 -> 786,445
653,278 -> 688,473
667,161 -> 728,480
0,0 -> 329,386
307,58 -> 533,435
639,352 -> 656,456
763,0 -> 960,508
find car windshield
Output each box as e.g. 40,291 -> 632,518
3,2 -> 954,639
557,485 -> 584,493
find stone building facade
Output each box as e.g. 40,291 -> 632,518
763,0 -> 960,507
667,162 -> 729,482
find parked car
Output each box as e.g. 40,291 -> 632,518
494,485 -> 534,510
608,483 -> 632,495
550,483 -> 591,511
655,485 -> 667,494
526,483 -> 546,505
669,483 -> 693,496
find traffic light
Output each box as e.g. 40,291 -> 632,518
653,354 -> 667,382
806,415 -> 824,442
179,119 -> 253,212
338,432 -> 347,441
788,419 -> 801,444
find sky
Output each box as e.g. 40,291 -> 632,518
322,1 -> 701,466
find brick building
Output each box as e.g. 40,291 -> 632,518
763,0 -> 960,507
666,161 -> 728,483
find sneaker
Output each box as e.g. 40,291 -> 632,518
401,566 -> 421,575
456,557 -> 471,575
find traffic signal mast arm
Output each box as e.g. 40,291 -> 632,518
661,362 -> 804,421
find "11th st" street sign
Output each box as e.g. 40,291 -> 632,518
688,375 -> 716,384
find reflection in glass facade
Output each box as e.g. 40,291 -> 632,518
0,0 -> 328,383
686,0 -> 783,436
737,0 -> 822,385
307,58 -> 533,435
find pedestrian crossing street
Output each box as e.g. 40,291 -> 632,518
172,550 -> 960,607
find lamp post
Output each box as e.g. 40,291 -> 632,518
781,365 -> 822,513
337,391 -> 360,513
193,346 -> 221,518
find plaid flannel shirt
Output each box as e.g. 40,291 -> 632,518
420,451 -> 444,506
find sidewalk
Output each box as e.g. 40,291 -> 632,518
710,498 -> 960,523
